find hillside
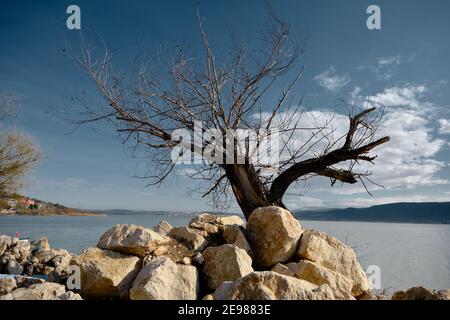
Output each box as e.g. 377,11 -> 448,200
294,202 -> 450,224
0,194 -> 96,216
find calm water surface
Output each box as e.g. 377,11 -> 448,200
1,213 -> 449,293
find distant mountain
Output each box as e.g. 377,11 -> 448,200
294,202 -> 450,224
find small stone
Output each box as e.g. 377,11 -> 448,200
14,275 -> 46,288
169,227 -> 208,252
54,291 -> 83,300
192,253 -> 205,266
0,282 -> 66,300
181,257 -> 191,265
152,246 -> 168,256
0,235 -> 11,256
153,220 -> 173,236
0,278 -> 17,295
29,256 -> 39,264
10,237 -> 19,246
30,237 -> 50,252
271,263 -> 296,277
34,249 -> 58,264
7,260 -> 23,275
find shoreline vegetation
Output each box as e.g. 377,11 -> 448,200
0,206 -> 449,300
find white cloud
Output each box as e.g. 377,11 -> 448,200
438,119 -> 450,134
377,55 -> 402,67
284,195 -> 325,210
337,195 -> 432,208
367,84 -> 427,108
358,54 -> 415,80
257,83 -> 447,197
314,66 -> 351,92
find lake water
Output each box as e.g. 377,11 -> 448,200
1,213 -> 449,294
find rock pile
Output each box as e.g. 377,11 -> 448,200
0,235 -> 81,300
1,206 -> 449,300
0,235 -> 72,282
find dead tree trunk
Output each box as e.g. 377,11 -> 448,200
225,164 -> 285,219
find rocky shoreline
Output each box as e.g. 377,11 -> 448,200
1,206 -> 449,300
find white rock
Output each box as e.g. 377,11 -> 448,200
290,260 -> 355,300
0,277 -> 17,295
247,206 -> 303,267
152,246 -> 168,256
215,271 -> 335,300
53,291 -> 83,300
189,213 -> 245,234
271,263 -> 296,277
169,227 -> 208,251
153,220 -> 173,236
223,225 -> 254,259
0,282 -> 66,300
202,244 -> 253,290
297,229 -> 371,296
0,235 -> 11,256
97,224 -> 170,257
70,247 -> 141,299
30,237 -> 50,252
130,256 -> 199,300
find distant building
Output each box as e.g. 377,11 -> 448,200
17,198 -> 35,206
0,208 -> 16,215
7,199 -> 17,207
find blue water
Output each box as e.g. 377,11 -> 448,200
1,213 -> 449,293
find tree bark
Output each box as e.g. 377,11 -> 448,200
225,164 -> 284,220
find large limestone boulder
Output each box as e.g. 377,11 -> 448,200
247,206 -> 303,267
297,229 -> 371,296
288,260 -> 354,300
202,244 -> 253,290
70,247 -> 141,299
189,213 -> 245,235
130,256 -> 199,300
215,271 -> 334,300
0,282 -> 66,300
392,287 -> 450,300
223,225 -> 254,259
153,220 -> 173,236
97,224 -> 170,257
169,227 -> 208,251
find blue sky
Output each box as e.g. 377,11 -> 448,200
1,0 -> 449,211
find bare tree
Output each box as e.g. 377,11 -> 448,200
0,92 -> 42,195
68,11 -> 389,220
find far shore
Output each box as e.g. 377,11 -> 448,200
0,211 -> 104,217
